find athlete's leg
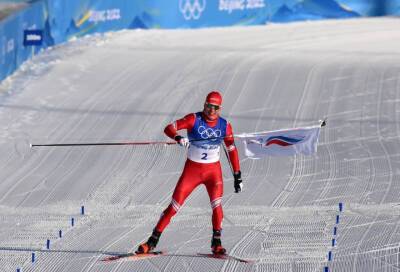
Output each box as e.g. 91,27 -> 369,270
206,181 -> 223,231
204,163 -> 224,231
137,160 -> 202,253
155,160 -> 201,232
204,162 -> 225,254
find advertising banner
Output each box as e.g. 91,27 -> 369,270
45,0 -> 149,44
339,0 -> 400,16
386,0 -> 400,15
0,0 -> 48,81
0,18 -> 17,81
148,0 -> 269,28
44,0 -> 361,42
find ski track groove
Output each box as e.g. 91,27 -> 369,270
271,59 -> 319,208
227,54 -> 284,207
72,227 -> 135,272
35,63 -> 136,206
20,56 -> 148,271
163,228 -> 204,272
112,92 -> 177,206
329,65 -> 377,271
223,53 -> 269,207
234,54 -> 287,208
288,57 -> 336,207
353,69 -> 377,205
377,67 -> 395,205
350,65 -> 400,271
135,57 -> 204,206
314,65 -> 346,204
60,60 -> 154,203
344,63 -> 386,272
295,62 -> 345,206
4,62 -> 134,207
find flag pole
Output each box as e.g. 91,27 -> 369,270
30,136 -> 232,148
222,143 -> 235,175
31,141 -> 177,147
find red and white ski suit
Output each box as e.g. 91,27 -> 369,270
155,112 -> 240,232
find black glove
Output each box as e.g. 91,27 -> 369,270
174,135 -> 183,142
174,135 -> 190,148
233,171 -> 243,193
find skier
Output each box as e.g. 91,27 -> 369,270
136,90 -> 243,255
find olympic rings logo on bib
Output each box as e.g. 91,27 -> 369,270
198,126 -> 222,139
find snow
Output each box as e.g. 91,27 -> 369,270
0,17 -> 400,271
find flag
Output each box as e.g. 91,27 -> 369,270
236,125 -> 321,159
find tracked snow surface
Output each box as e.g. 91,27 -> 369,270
0,17 -> 400,271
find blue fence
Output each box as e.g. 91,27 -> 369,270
0,0 -> 48,81
0,0 -> 399,82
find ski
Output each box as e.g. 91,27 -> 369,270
197,253 -> 254,264
101,251 -> 165,262
101,251 -> 253,264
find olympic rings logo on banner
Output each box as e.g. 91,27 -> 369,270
179,0 -> 206,20
198,126 -> 221,139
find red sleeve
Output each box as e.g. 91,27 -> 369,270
224,122 -> 240,173
164,113 -> 196,140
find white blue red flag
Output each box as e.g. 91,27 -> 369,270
236,125 -> 321,158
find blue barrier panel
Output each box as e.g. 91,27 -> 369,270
44,0 -> 361,41
338,0 -> 400,16
337,0 -> 376,16
0,0 -> 48,81
147,0 -> 269,28
44,0 -> 273,36
270,0 -> 359,22
0,16 -> 18,81
17,0 -> 48,66
145,0 -> 358,27
45,0 -> 148,44
387,0 -> 400,15
46,0 -> 270,31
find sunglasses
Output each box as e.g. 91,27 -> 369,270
206,103 -> 220,110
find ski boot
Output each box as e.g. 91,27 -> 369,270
211,229 -> 226,255
136,229 -> 161,254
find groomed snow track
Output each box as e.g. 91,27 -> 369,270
0,17 -> 400,272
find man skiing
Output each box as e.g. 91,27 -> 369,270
137,90 -> 243,255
